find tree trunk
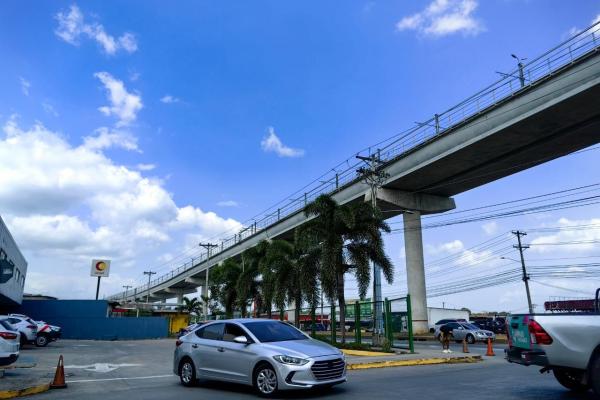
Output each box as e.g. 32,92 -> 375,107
337,269 -> 346,343
294,294 -> 302,328
267,300 -> 272,319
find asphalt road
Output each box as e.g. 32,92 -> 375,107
24,340 -> 598,400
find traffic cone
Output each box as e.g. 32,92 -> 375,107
485,338 -> 495,357
462,338 -> 469,353
50,355 -> 67,389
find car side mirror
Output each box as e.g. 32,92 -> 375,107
233,336 -> 248,344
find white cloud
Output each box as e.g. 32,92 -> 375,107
160,95 -> 180,104
396,0 -> 484,37
19,77 -> 30,96
562,15 -> 600,40
482,221 -> 498,235
217,200 -> 239,207
0,119 -> 241,298
426,239 -> 464,255
83,127 -> 139,152
529,217 -> 600,254
94,72 -> 143,127
54,4 -> 138,55
42,102 -> 59,117
260,127 -> 305,158
137,163 -> 156,171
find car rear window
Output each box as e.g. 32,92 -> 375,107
0,320 -> 15,331
242,321 -> 307,343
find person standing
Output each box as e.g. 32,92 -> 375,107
439,323 -> 453,353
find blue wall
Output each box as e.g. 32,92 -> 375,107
14,300 -> 168,340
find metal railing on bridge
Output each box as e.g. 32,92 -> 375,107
110,22 -> 600,300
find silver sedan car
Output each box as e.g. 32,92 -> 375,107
173,319 -> 346,396
435,322 -> 496,344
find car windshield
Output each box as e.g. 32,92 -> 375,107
242,321 -> 307,343
462,323 -> 480,330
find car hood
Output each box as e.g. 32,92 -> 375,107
259,339 -> 342,358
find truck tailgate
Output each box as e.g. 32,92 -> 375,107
508,315 -> 530,349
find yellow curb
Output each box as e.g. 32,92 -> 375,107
0,382 -> 51,399
347,356 -> 482,370
341,349 -> 393,357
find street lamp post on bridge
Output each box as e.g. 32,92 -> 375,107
199,242 -> 219,319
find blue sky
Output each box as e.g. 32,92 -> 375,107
1,1 -> 599,312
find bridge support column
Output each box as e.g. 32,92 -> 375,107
177,293 -> 184,305
403,211 -> 428,335
370,188 -> 455,335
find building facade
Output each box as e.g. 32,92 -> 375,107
0,215 -> 27,306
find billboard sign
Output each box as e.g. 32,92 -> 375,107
91,259 -> 111,277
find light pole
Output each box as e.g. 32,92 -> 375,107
356,149 -> 389,346
199,242 -> 219,319
511,54 -> 527,88
143,271 -> 156,304
122,285 -> 132,301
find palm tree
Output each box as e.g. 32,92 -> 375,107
181,296 -> 201,316
263,235 -> 321,327
209,258 -> 242,318
303,194 -> 393,343
237,241 -> 270,317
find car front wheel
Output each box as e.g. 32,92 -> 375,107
466,334 -> 475,344
36,334 -> 49,347
179,358 -> 196,387
254,364 -> 278,396
553,369 -> 589,392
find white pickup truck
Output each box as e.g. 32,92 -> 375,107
505,294 -> 600,396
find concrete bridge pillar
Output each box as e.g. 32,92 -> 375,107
402,211 -> 428,334
370,188 -> 456,335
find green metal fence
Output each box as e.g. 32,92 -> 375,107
248,296 -> 415,352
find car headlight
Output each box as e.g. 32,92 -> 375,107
273,355 -> 309,365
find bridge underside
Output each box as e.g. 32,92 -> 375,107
387,84 -> 600,198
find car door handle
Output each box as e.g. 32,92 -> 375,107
192,344 -> 198,349
217,347 -> 225,352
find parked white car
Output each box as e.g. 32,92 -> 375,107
0,319 -> 20,366
34,321 -> 62,347
0,315 -> 37,346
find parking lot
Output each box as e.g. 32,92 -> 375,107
0,340 -> 587,400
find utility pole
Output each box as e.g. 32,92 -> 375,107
122,285 -> 132,301
512,230 -> 533,314
143,271 -> 156,304
199,242 -> 219,319
356,149 -> 389,345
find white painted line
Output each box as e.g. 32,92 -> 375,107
67,374 -> 174,383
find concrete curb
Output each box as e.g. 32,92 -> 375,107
341,349 -> 395,357
347,355 -> 482,370
0,382 -> 51,399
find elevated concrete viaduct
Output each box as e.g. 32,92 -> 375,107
109,27 -> 600,334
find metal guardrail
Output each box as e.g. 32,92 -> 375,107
110,22 -> 600,300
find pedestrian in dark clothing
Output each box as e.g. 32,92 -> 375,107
440,324 -> 453,353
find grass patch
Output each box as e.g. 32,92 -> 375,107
312,335 -> 394,353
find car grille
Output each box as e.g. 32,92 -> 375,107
311,358 -> 345,381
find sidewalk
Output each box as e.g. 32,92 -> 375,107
343,347 -> 483,370
0,357 -> 51,399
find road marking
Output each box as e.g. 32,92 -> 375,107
64,363 -> 142,373
67,374 -> 173,383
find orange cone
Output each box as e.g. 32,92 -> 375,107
462,338 -> 470,353
50,355 -> 67,389
485,338 -> 495,357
